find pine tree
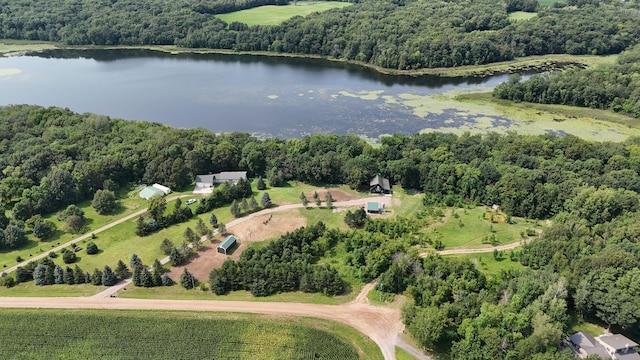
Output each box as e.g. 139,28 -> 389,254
249,196 -> 258,210
33,264 -> 47,286
86,242 -> 99,255
130,253 -> 142,269
256,176 -> 266,190
180,268 -> 197,289
209,213 -> 218,227
260,192 -> 272,208
241,197 -> 249,212
230,199 -> 241,217
141,268 -> 154,288
74,265 -> 85,284
45,264 -> 55,285
133,266 -> 142,286
102,265 -> 118,286
153,259 -> 164,274
64,266 -> 75,285
91,268 -> 103,285
325,191 -> 333,207
161,273 -> 174,286
195,218 -> 208,237
183,227 -> 197,243
54,265 -> 64,284
300,192 -> 308,207
218,223 -> 227,236
152,270 -> 163,287
169,247 -> 185,266
160,238 -> 174,256
115,260 -> 130,280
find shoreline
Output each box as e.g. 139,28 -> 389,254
1,40 -> 617,78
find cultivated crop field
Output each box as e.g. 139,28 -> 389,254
0,309 -> 362,359
216,1 -> 352,26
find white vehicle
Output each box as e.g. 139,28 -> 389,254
186,199 -> 197,205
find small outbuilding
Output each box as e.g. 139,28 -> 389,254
370,174 -> 391,194
367,202 -> 385,214
152,183 -> 172,195
217,235 -> 237,255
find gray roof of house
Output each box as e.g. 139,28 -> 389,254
195,174 -> 215,184
570,332 -> 599,348
584,346 -> 611,359
599,335 -> 639,351
370,174 -> 390,190
212,171 -> 247,183
614,351 -> 640,360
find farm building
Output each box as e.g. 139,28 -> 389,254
367,202 -> 385,214
370,174 -> 391,194
139,183 -> 172,200
193,171 -> 248,194
139,186 -> 165,200
217,235 -> 237,255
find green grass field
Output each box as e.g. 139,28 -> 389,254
507,11 -> 538,21
446,252 -> 524,277
396,347 -> 418,360
428,207 -> 536,249
216,1 -> 352,27
0,283 -> 102,297
0,308 -> 379,359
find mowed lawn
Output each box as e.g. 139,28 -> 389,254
507,11 -> 538,22
430,207 -> 539,249
216,1 -> 352,26
446,252 -> 524,278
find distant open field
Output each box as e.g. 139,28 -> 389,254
0,308 -> 369,359
508,11 -> 538,21
216,1 -> 352,26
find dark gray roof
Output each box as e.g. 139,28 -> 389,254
195,174 -> 215,184
599,335 -> 639,351
570,332 -> 599,348
212,171 -> 247,183
370,174 -> 391,191
584,346 -> 611,359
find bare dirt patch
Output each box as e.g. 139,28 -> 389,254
168,212 -> 307,281
306,189 -> 358,202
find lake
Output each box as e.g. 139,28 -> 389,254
1,49 -> 525,139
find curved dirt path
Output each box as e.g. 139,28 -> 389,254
0,281 -> 415,360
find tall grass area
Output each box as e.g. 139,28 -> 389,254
446,252 -> 524,278
216,2 -> 352,27
0,309 -> 377,360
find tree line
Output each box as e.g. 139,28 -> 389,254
1,0 -> 639,69
494,44 -> 640,119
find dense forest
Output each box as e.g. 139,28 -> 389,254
1,0 -> 640,69
2,105 -> 640,356
494,44 -> 640,119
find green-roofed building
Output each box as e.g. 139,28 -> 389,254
217,235 -> 237,255
139,186 -> 164,200
367,202 -> 384,214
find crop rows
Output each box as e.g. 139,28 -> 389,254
0,310 -> 359,359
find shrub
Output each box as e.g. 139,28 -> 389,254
62,250 -> 77,264
86,242 -> 99,255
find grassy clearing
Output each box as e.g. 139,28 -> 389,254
446,252 -> 524,278
299,207 -> 348,229
118,283 -> 362,305
0,308 -> 377,360
0,188 -> 148,270
539,0 -> 564,6
428,207 -> 534,249
216,1 -> 352,26
390,186 -> 423,217
0,283 -> 101,297
508,11 -> 538,21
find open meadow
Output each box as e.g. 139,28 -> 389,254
0,308 -> 378,360
216,1 -> 352,26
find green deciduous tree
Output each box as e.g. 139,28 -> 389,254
92,189 -> 117,214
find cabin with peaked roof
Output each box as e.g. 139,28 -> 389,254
370,174 -> 391,194
217,235 -> 237,255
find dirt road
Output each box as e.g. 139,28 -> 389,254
0,280 -> 427,360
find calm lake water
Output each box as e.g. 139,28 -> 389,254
0,49 -> 516,139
